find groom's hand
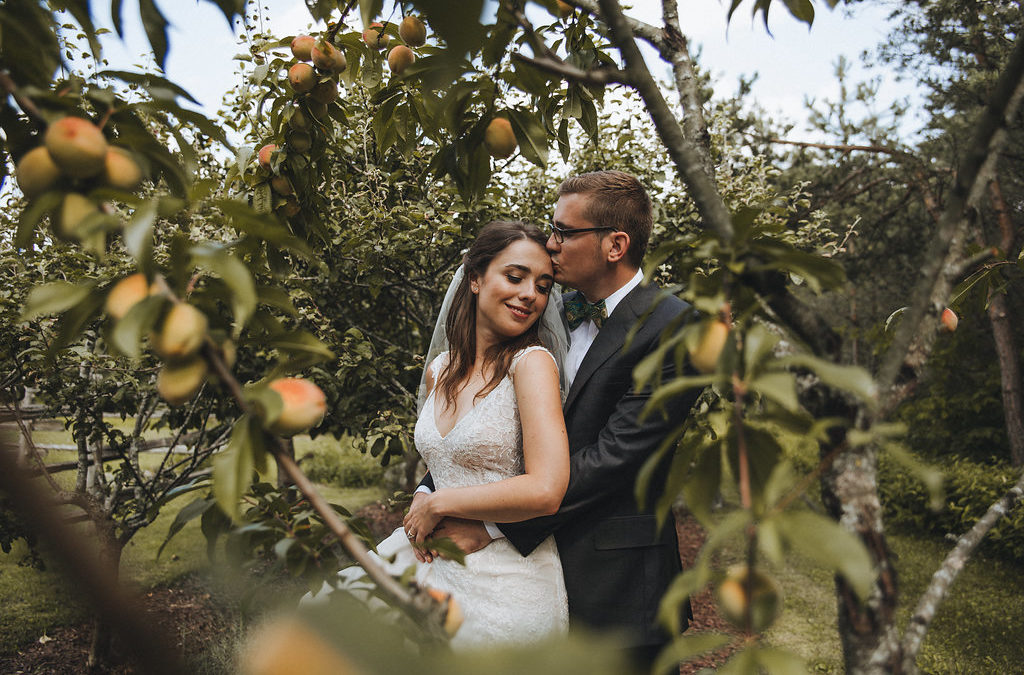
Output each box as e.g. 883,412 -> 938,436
432,517 -> 492,558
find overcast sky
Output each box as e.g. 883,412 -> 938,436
92,0 -> 914,140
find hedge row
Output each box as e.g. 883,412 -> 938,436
877,453 -> 1024,563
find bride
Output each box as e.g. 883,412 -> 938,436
402,219 -> 570,649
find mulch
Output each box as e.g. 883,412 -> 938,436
0,503 -> 736,674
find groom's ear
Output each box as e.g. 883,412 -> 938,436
605,231 -> 631,263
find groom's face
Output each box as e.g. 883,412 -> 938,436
547,192 -> 607,297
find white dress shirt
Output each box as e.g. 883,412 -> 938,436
564,268 -> 645,388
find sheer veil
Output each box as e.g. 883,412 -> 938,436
416,265 -> 569,412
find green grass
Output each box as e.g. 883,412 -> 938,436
1,431 -> 385,657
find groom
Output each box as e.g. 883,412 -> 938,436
425,170 -> 697,669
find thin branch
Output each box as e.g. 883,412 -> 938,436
901,470 -> 1024,667
595,0 -> 733,241
510,52 -> 627,85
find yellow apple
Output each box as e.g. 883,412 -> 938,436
716,564 -> 782,633
689,319 -> 729,374
288,62 -> 317,93
362,22 -> 390,50
387,45 -> 415,74
291,35 -> 315,61
15,146 -> 61,199
156,358 -> 208,406
483,118 -> 517,159
398,16 -> 426,47
152,303 -> 208,361
102,147 -> 143,191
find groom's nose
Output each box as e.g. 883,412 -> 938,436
546,232 -> 560,253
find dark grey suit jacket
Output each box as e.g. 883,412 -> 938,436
499,282 -> 697,648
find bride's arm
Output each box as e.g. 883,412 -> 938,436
405,350 -> 568,543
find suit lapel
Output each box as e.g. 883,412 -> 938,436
563,283 -> 657,413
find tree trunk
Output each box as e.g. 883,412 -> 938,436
87,524 -> 123,671
819,413 -> 904,673
986,291 -> 1024,466
986,178 -> 1024,466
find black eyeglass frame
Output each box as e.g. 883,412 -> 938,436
549,224 -> 617,244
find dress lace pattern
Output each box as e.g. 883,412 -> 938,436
414,346 -> 569,649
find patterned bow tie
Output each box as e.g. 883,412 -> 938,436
564,295 -> 607,330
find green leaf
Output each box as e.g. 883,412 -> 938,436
782,0 -> 815,25
191,245 -> 257,334
138,0 -> 169,69
158,497 -> 214,559
111,295 -> 165,358
21,281 -> 94,321
779,354 -> 878,406
749,371 -> 799,412
124,199 -> 157,264
213,415 -> 259,520
885,443 -> 944,510
15,191 -> 61,248
359,0 -> 384,30
683,439 -> 722,524
642,374 -> 719,422
653,632 -> 731,674
657,565 -> 712,635
96,70 -> 199,105
507,108 -> 549,168
775,510 -> 876,601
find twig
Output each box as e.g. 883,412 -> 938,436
900,469 -> 1024,668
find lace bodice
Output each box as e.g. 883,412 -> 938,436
415,346 -> 553,491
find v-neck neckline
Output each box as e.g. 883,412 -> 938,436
430,380 -> 503,440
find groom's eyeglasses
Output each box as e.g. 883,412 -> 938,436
549,224 -> 617,244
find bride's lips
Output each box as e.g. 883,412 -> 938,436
505,303 -> 532,320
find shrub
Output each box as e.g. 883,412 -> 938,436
300,439 -> 386,489
878,453 -> 1024,564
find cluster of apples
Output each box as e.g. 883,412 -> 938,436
104,274 -> 326,435
362,16 -> 425,75
15,116 -> 144,240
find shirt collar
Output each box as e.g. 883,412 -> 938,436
601,268 -> 644,317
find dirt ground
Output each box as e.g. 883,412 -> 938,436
0,504 -> 735,674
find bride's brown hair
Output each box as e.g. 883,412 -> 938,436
436,220 -> 550,410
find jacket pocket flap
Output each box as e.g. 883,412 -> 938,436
593,515 -> 658,550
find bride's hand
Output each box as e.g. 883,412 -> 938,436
404,492 -> 443,548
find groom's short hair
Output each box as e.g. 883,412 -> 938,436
558,170 -> 652,268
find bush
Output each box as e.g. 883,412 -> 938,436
298,435 -> 386,489
878,453 -> 1024,563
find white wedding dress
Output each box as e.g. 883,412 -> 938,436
308,346 -> 568,649
412,346 -> 568,649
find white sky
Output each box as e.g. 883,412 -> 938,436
93,0 -> 914,141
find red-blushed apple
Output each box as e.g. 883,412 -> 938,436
102,147 -> 143,191
55,193 -> 100,239
267,377 -> 327,436
362,22 -> 390,50
288,62 -> 316,93
689,319 -> 730,373
716,564 -> 782,633
257,144 -> 278,170
483,118 -> 517,158
45,117 -> 108,178
105,273 -> 151,320
311,40 -> 347,74
291,35 -> 315,61
387,45 -> 415,74
941,307 -> 958,332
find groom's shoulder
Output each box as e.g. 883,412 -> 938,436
634,282 -> 690,319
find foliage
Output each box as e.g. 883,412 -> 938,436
299,436 -> 387,488
878,452 -> 1024,563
